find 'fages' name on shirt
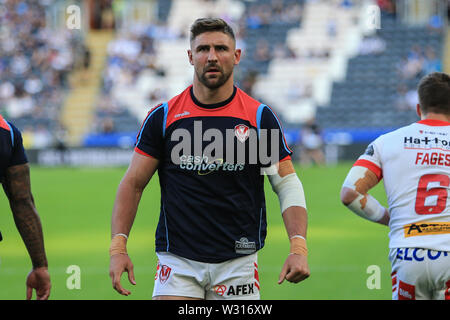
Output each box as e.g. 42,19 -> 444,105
415,152 -> 450,167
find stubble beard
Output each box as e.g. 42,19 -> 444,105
197,66 -> 233,90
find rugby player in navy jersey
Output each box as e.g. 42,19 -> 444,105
0,115 -> 51,300
109,18 -> 310,300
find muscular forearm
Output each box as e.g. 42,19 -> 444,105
4,164 -> 47,269
11,199 -> 48,268
111,153 -> 159,237
111,178 -> 144,237
282,206 -> 308,239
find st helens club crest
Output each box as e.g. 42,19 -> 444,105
159,265 -> 172,284
214,285 -> 227,296
234,124 -> 249,143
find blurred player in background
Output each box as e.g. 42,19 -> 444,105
109,18 -> 310,300
0,114 -> 51,300
299,120 -> 325,166
341,72 -> 450,300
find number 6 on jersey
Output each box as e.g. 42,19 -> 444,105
415,174 -> 450,215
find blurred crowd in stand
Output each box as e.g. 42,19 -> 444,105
395,45 -> 442,111
92,22 -> 180,134
0,0 -> 85,149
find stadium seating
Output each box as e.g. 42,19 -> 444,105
315,11 -> 444,139
251,0 -> 364,126
157,0 -> 173,23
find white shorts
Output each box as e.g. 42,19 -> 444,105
153,252 -> 260,300
389,248 -> 450,300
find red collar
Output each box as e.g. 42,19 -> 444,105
417,119 -> 450,126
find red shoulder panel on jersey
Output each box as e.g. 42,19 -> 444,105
353,159 -> 383,180
165,86 -> 262,129
0,115 -> 10,131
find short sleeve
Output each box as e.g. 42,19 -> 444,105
135,104 -> 167,159
258,105 -> 292,166
353,141 -> 383,180
9,123 -> 28,167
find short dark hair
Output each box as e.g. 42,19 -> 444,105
417,72 -> 450,115
190,18 -> 235,43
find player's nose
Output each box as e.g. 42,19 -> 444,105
207,48 -> 218,62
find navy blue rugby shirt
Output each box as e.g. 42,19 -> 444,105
135,85 -> 292,263
0,115 -> 28,183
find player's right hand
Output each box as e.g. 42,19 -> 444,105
109,254 -> 136,296
278,253 -> 310,284
26,267 -> 51,300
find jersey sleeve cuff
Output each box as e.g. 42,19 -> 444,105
353,159 -> 382,181
134,147 -> 156,159
279,155 -> 291,163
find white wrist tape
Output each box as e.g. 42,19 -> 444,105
290,235 -> 306,241
113,233 -> 128,240
347,193 -> 385,222
268,172 -> 306,213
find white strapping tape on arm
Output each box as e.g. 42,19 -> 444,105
342,165 -> 385,222
267,168 -> 306,214
342,166 -> 371,189
347,193 -> 385,222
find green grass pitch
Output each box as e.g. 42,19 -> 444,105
0,163 -> 392,300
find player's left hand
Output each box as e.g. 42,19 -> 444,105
278,254 -> 310,284
26,267 -> 51,300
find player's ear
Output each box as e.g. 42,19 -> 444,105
187,50 -> 194,65
416,104 -> 422,118
234,48 -> 242,65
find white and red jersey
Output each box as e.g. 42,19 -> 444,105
354,119 -> 450,251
